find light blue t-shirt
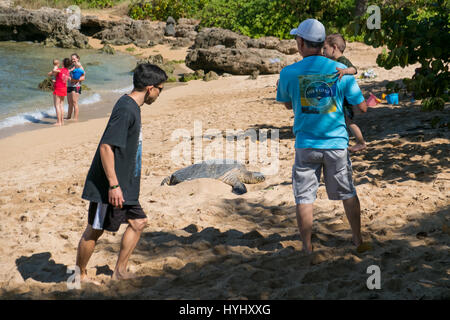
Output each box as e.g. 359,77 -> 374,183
276,55 -> 364,149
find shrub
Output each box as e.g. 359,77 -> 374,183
128,0 -> 207,21
353,0 -> 449,111
129,0 -> 360,40
73,0 -> 118,8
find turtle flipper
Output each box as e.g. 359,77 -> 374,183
219,168 -> 248,195
231,181 -> 247,195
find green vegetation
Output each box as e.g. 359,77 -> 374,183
128,0 -> 361,40
128,0 -> 207,21
353,0 -> 449,111
179,72 -> 200,82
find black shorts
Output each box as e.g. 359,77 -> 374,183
343,97 -> 354,120
67,86 -> 82,94
88,202 -> 147,232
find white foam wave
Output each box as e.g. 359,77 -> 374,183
0,93 -> 102,130
79,93 -> 101,105
112,85 -> 133,94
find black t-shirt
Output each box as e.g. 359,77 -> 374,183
82,95 -> 143,205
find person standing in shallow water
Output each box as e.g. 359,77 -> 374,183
66,53 -> 85,121
76,64 -> 167,283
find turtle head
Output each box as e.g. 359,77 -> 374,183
160,176 -> 170,186
252,172 -> 265,183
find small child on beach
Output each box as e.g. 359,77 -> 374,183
69,63 -> 85,85
323,33 -> 366,152
51,59 -> 59,88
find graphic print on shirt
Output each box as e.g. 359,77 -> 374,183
298,74 -> 338,114
134,127 -> 142,177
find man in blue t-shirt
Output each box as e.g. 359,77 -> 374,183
276,19 -> 368,254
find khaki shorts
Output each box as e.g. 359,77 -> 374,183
292,148 -> 356,204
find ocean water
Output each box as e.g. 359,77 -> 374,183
0,41 -> 137,133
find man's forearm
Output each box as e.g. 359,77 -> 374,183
99,144 -> 119,187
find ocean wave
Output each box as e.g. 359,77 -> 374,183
0,93 -> 102,130
79,93 -> 101,105
112,85 -> 133,94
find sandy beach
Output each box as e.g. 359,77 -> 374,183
0,40 -> 449,300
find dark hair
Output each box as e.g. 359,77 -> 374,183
71,53 -> 80,60
325,33 -> 346,53
63,58 -> 71,68
133,64 -> 168,91
302,38 -> 324,49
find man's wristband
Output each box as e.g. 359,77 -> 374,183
109,184 -> 120,190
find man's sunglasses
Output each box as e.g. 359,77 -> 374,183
149,85 -> 163,93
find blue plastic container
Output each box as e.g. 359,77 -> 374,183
386,93 -> 399,105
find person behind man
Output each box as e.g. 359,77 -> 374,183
323,33 -> 366,152
276,19 -> 368,254
76,64 -> 167,283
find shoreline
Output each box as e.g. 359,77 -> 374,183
0,40 -> 192,140
0,81 -> 184,140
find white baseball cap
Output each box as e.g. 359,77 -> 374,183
290,19 -> 326,43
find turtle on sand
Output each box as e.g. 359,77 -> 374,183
161,160 -> 265,195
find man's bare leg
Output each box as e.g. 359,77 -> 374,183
296,203 -> 314,253
76,224 -> 103,284
342,195 -> 363,246
112,218 -> 147,280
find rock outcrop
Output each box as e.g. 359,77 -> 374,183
0,6 -> 91,48
0,6 -> 199,49
92,17 -> 165,45
186,28 -> 299,75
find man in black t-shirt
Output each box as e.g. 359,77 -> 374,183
76,64 -> 167,283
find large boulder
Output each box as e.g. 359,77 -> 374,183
186,28 -> 300,75
192,27 -> 250,49
186,46 -> 298,75
93,18 -> 165,45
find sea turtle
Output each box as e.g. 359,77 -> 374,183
161,160 -> 265,195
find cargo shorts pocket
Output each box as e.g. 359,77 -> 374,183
332,165 -> 354,195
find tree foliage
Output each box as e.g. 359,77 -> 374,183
353,0 -> 449,111
128,0 -> 360,40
